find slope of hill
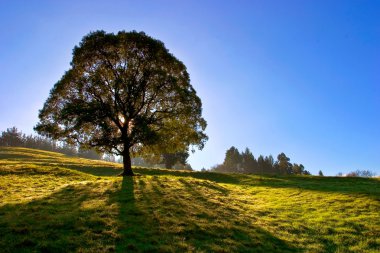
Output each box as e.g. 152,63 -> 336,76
0,147 -> 379,252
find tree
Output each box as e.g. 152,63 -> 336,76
78,147 -> 102,160
292,163 -> 303,175
257,155 -> 265,174
276,153 -> 292,174
210,163 -> 228,173
318,170 -> 324,176
303,169 -> 311,175
223,146 -> 242,172
347,170 -> 376,178
264,155 -> 275,173
241,147 -> 257,173
0,127 -> 24,147
35,31 -> 208,176
162,151 -> 189,169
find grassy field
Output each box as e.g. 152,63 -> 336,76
0,147 -> 379,252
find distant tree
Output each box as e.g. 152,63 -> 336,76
212,147 -> 309,176
318,170 -> 324,176
57,142 -> 77,156
173,163 -> 193,171
292,163 -> 302,174
292,163 -> 309,175
24,134 -> 39,149
241,147 -> 257,173
336,172 -> 343,177
276,153 -> 292,174
23,134 -> 56,151
346,170 -> 376,178
35,30 -> 208,176
78,147 -> 102,160
0,127 -> 105,160
162,151 -> 189,169
0,127 -> 24,147
264,155 -> 275,174
131,157 -> 151,167
257,155 -> 265,174
357,170 -> 376,177
210,163 -> 228,173
223,146 -> 242,172
346,171 -> 358,177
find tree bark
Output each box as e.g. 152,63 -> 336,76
121,149 -> 134,176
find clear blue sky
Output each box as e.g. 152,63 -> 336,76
1,0 -> 379,175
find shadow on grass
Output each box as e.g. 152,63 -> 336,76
114,176 -> 303,252
0,182 -> 118,252
0,153 -> 36,160
254,175 -> 380,199
1,173 -> 360,252
133,167 -> 243,184
114,177 -> 165,252
133,168 -> 380,199
63,164 -> 121,176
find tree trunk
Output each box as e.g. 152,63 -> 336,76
121,149 -> 134,176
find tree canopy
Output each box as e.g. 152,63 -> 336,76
35,30 -> 208,175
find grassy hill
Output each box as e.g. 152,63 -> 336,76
0,147 -> 379,252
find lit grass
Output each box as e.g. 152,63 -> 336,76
0,147 -> 379,252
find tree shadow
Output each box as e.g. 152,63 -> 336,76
113,176 -> 303,252
133,168 -> 380,199
0,182 -> 118,252
62,164 -> 121,176
133,167 -> 243,184
1,174 -> 366,252
254,175 -> 380,199
113,176 -> 167,252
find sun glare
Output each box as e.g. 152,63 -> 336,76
118,114 -> 125,125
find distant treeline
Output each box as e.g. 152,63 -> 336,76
0,127 -> 193,170
0,127 -> 102,160
210,146 -> 311,175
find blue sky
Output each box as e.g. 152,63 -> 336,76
1,0 -> 379,175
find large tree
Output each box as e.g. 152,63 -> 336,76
35,31 -> 208,176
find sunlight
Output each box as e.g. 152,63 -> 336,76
128,120 -> 134,136
118,114 -> 125,125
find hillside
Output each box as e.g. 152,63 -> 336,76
0,147 -> 379,252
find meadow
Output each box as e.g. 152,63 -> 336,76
0,147 -> 379,252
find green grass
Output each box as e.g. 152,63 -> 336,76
0,147 -> 379,252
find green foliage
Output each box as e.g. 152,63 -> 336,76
35,30 -> 207,175
319,170 -> 324,176
1,147 -> 380,252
